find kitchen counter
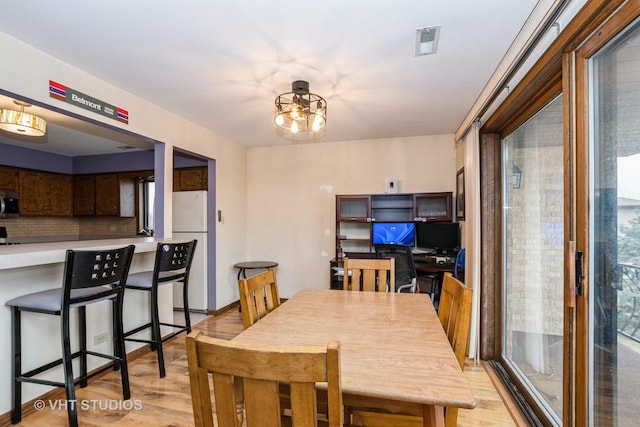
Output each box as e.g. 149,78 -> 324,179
0,236 -> 182,414
0,237 -> 170,270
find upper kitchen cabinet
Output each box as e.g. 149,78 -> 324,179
94,174 -> 120,216
19,170 -> 73,216
73,174 -> 95,215
73,173 -> 136,217
174,167 -> 207,191
0,165 -> 18,191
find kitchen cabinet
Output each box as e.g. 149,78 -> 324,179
174,167 -> 207,191
18,170 -> 72,216
0,165 -> 18,191
73,175 -> 96,215
94,174 -> 120,216
74,173 -> 139,217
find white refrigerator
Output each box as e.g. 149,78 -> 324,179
172,190 -> 208,312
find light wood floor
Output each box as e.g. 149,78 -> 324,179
6,308 -> 517,426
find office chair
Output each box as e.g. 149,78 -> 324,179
374,244 -> 418,293
454,248 -> 466,280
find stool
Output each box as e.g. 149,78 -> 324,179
5,245 -> 135,427
124,240 -> 197,378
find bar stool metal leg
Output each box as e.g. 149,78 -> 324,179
11,307 -> 22,425
151,286 -> 166,378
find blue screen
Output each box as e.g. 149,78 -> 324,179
372,222 -> 415,246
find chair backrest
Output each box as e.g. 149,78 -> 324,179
153,240 -> 198,282
238,267 -> 281,329
63,244 -> 135,304
454,248 -> 465,280
186,331 -> 343,427
374,244 -> 417,292
343,257 -> 395,292
438,273 -> 473,369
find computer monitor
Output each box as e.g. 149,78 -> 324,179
415,222 -> 460,255
371,222 -> 415,246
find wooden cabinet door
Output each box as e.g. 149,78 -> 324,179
73,175 -> 96,215
18,170 -> 45,215
413,192 -> 453,222
94,174 -> 120,216
336,195 -> 371,222
176,167 -> 207,191
43,173 -> 73,216
0,165 -> 18,191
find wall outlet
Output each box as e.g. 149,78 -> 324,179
94,332 -> 108,345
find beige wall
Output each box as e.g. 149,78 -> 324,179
0,31 -> 247,309
246,134 -> 456,297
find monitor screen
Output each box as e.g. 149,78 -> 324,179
372,222 -> 415,246
416,222 -> 460,254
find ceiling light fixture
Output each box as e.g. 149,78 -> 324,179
0,100 -> 47,136
415,26 -> 441,56
274,81 -> 326,135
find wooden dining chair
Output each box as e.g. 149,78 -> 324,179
351,273 -> 472,427
342,257 -> 395,292
238,267 -> 281,329
186,331 -> 345,427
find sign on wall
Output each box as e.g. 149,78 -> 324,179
49,80 -> 129,124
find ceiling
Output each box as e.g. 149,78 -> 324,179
0,1 -> 539,156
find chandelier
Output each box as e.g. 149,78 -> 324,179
0,100 -> 47,136
274,81 -> 326,134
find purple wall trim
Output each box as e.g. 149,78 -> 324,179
207,158 -> 216,310
0,143 -> 73,173
154,144 -> 165,239
73,150 -> 155,174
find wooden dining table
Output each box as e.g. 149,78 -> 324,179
232,288 -> 475,427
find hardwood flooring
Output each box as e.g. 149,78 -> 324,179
5,308 -> 517,426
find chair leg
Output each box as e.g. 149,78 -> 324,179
151,287 -> 166,378
112,302 -> 120,372
182,279 -> 192,333
114,295 -> 131,399
79,307 -> 88,388
61,308 -> 79,427
10,307 -> 22,424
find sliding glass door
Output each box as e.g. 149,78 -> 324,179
502,95 -> 564,425
586,17 -> 640,426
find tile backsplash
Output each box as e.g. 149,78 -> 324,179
0,216 -> 138,238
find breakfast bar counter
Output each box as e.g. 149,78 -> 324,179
0,237 -> 181,418
0,237 -> 161,270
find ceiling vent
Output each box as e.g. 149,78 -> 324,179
415,26 -> 440,56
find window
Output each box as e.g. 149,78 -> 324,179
138,178 -> 155,236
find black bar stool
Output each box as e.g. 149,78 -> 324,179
5,244 -> 135,427
123,240 -> 197,378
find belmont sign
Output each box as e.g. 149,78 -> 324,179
49,80 -> 129,124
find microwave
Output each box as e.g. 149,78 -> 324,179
0,191 -> 19,217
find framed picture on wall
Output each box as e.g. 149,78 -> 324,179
456,168 -> 465,220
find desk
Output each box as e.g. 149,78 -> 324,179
232,288 -> 475,426
233,261 -> 278,280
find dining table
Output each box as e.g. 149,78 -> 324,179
231,288 -> 476,427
